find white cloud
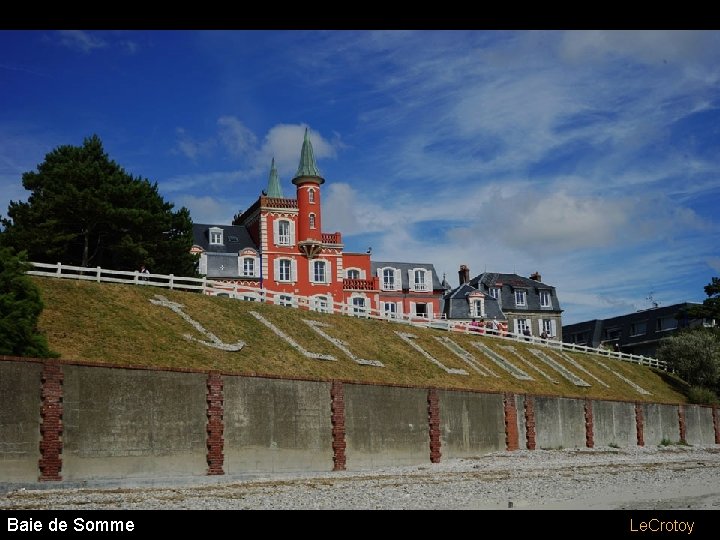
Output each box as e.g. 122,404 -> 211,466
217,116 -> 257,158
57,31 -> 107,53
257,124 -> 338,177
175,195 -> 239,226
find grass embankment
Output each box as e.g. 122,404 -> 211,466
33,276 -> 687,403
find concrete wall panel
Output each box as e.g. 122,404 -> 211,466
535,396 -> 586,449
0,362 -> 42,482
62,366 -> 207,480
224,377 -> 333,473
344,384 -> 428,470
642,403 -> 680,446
439,391 -> 505,458
592,401 -> 637,448
684,405 -> 715,446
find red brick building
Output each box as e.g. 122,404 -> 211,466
192,129 -> 445,318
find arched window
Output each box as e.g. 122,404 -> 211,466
308,188 -> 316,203
309,213 -> 316,229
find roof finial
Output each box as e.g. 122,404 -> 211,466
265,157 -> 283,198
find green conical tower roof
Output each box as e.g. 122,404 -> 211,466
266,157 -> 283,198
292,128 -> 324,184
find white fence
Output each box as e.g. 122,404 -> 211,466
27,261 -> 667,371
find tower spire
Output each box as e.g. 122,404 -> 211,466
265,157 -> 283,198
292,127 -> 324,184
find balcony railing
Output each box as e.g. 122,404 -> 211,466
322,232 -> 342,245
343,277 -> 379,291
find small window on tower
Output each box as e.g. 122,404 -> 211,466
308,189 -> 316,203
309,213 -> 316,229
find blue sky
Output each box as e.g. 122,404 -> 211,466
1,30 -> 719,324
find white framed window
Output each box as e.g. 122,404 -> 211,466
308,188 -> 316,203
350,296 -> 367,317
242,257 -> 255,277
488,287 -> 500,299
539,290 -> 551,308
312,295 -> 332,313
414,302 -> 428,318
539,319 -> 555,337
412,268 -> 430,291
275,258 -> 296,282
378,266 -> 401,291
383,302 -> 397,319
471,298 -> 485,318
209,227 -> 223,245
515,318 -> 531,334
277,294 -> 294,307
346,269 -> 360,279
309,213 -> 316,229
312,260 -> 327,283
274,219 -> 294,246
514,289 -> 527,307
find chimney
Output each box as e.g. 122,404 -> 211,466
529,271 -> 542,282
459,264 -> 470,285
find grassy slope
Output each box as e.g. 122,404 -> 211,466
33,276 -> 688,404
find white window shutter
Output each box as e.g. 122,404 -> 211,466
427,303 -> 433,319
513,319 -> 519,334
255,256 -> 261,278
291,259 -> 297,281
273,220 -> 279,246
410,301 -> 416,316
408,269 -> 414,291
307,259 -> 314,282
199,253 -> 207,275
360,269 -> 366,279
395,268 -> 401,291
273,258 -> 279,280
326,260 -> 332,283
551,319 -> 557,337
289,220 -> 296,244
377,267 -> 382,279
397,302 -> 403,316
538,319 -> 544,334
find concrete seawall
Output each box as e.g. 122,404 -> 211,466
0,357 -> 718,484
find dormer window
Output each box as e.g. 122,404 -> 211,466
514,289 -> 527,307
488,287 -> 500,299
209,227 -> 223,245
539,290 -> 551,308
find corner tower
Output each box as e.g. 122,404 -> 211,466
292,128 -> 325,258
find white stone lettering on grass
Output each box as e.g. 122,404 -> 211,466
150,294 -> 244,351
434,337 -> 498,377
500,345 -> 558,383
249,311 -> 336,361
470,342 -> 533,380
551,350 -> 610,388
395,332 -> 468,375
597,360 -> 651,395
303,319 -> 384,367
528,349 -> 590,387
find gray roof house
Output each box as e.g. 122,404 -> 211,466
442,265 -> 564,339
191,223 -> 260,280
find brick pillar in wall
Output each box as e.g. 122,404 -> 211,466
330,381 -> 346,471
584,399 -> 594,449
713,406 -> 720,445
427,388 -> 441,464
678,404 -> 687,444
525,395 -> 536,450
206,371 -> 224,475
504,393 -> 519,451
635,402 -> 645,447
39,361 -> 63,481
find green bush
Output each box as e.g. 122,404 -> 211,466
686,385 -> 719,405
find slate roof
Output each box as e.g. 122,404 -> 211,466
469,272 -> 562,312
441,283 -> 505,320
370,261 -> 443,291
192,223 -> 257,253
